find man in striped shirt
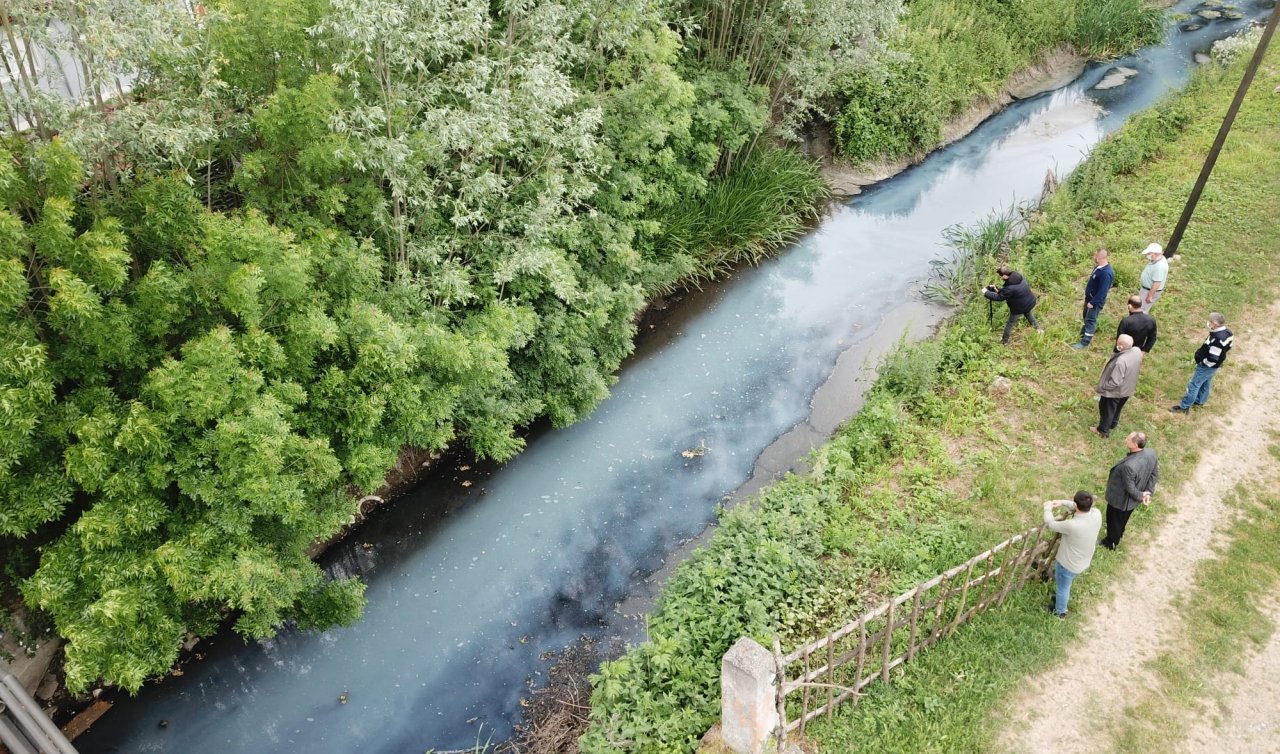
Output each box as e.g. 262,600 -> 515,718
1169,312 -> 1234,413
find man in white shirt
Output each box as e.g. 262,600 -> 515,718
1043,490 -> 1103,618
1138,242 -> 1169,313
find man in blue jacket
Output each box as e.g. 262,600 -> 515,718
1071,248 -> 1114,349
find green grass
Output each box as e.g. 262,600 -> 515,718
647,145 -> 829,294
834,0 -> 1165,161
581,42 -> 1280,754
803,47 -> 1280,753
1104,480 -> 1280,753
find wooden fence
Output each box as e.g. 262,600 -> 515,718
772,524 -> 1061,743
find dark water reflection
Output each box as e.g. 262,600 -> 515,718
78,4 -> 1267,751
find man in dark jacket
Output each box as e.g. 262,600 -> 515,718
1101,431 -> 1159,549
1170,312 -> 1234,413
1116,294 -> 1157,353
984,266 -> 1040,344
1071,249 -> 1114,349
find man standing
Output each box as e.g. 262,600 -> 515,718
1100,431 -> 1159,549
1093,334 -> 1143,438
1138,242 -> 1169,313
1170,312 -> 1234,413
1116,294 -> 1158,353
983,266 -> 1040,345
1043,490 -> 1102,617
1071,249 -> 1114,349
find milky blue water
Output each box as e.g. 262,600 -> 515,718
78,4 -> 1269,751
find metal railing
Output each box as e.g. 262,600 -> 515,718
0,670 -> 78,754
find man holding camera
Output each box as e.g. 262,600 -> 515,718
1093,334 -> 1143,438
984,266 -> 1040,345
1043,491 -> 1102,618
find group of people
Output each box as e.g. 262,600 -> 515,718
982,241 -> 1236,618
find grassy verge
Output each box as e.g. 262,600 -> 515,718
834,0 -> 1164,161
1104,474 -> 1280,752
581,37 -> 1280,754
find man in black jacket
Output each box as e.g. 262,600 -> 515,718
984,266 -> 1040,344
1116,294 -> 1157,353
1101,430 -> 1159,550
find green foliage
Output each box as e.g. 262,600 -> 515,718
647,146 -> 827,292
1072,0 -> 1165,59
834,58 -> 941,162
833,0 -> 1168,161
2,0 -> 865,696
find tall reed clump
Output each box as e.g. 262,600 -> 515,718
1072,0 -> 1166,59
923,206 -> 1028,306
648,145 -> 829,294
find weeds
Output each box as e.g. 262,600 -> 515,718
1073,0 -> 1166,59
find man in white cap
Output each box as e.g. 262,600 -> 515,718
1138,242 -> 1168,313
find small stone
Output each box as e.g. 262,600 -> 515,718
1183,22 -> 1204,30
36,677 -> 59,701
1274,85 -> 1280,94
989,376 -> 1013,397
1195,52 -> 1213,65
1197,9 -> 1222,18
1222,10 -> 1244,18
1094,66 -> 1139,90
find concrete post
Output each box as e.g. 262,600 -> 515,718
720,637 -> 778,754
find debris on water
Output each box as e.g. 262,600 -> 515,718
461,480 -> 472,487
158,720 -> 169,729
338,691 -> 349,705
680,440 -> 709,459
459,465 -> 471,472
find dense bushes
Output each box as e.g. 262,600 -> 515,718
0,0 -> 873,693
834,0 -> 1165,161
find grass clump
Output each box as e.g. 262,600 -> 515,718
647,146 -> 829,294
583,42 -> 1280,754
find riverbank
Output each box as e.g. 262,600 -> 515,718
582,25 -> 1280,754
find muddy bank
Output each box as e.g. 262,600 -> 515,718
811,46 -> 1088,198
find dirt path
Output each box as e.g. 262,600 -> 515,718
1174,596 -> 1280,753
995,300 -> 1280,754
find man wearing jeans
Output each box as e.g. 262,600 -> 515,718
1043,490 -> 1102,618
1071,249 -> 1113,349
1170,312 -> 1234,413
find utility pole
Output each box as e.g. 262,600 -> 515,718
1165,9 -> 1279,258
